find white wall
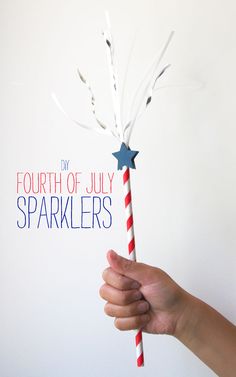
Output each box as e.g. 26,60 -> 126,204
1,0 -> 236,376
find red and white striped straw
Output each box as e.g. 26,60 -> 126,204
123,167 -> 144,367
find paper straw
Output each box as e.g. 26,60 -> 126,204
123,167 -> 144,367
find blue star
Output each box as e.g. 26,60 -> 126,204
112,143 -> 139,170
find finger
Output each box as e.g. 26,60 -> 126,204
99,284 -> 142,305
102,267 -> 140,290
104,300 -> 149,318
114,314 -> 150,331
107,250 -> 157,285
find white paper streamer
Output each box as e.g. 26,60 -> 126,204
52,14 -> 174,147
125,31 -> 174,144
123,64 -> 171,136
103,10 -> 123,141
51,92 -> 118,139
120,32 -> 137,128
77,69 -> 107,130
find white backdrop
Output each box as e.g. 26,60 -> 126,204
1,0 -> 236,376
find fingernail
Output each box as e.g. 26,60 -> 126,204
138,302 -> 149,313
131,281 -> 140,289
108,250 -> 117,260
134,291 -> 142,300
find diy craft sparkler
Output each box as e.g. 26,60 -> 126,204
53,12 -> 174,367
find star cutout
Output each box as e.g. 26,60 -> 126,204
112,143 -> 139,170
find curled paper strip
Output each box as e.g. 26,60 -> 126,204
52,17 -> 174,147
77,69 -> 107,130
125,31 -> 174,144
51,92 -> 119,139
123,63 -> 171,136
102,11 -> 123,141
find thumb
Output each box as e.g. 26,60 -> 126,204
107,250 -> 155,285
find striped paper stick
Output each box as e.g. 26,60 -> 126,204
123,167 -> 144,367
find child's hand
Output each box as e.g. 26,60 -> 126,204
100,250 -> 236,377
99,250 -> 189,336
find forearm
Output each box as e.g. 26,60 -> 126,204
175,292 -> 236,377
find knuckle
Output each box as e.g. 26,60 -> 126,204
99,284 -> 106,299
104,302 -> 112,316
102,267 -> 110,282
104,302 -> 109,314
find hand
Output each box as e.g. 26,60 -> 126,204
99,250 -> 189,335
100,250 -> 236,377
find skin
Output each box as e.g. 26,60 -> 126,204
100,250 -> 236,377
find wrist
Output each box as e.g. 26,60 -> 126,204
173,290 -> 236,376
174,290 -> 203,344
